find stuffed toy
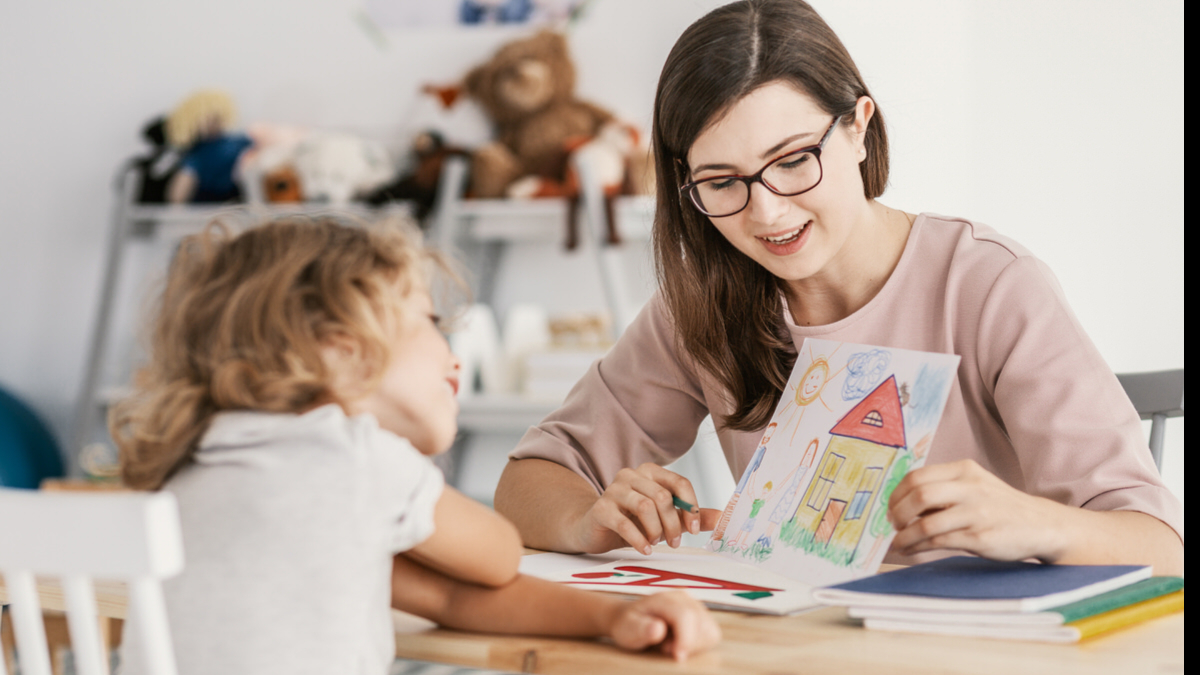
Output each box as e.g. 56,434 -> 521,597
262,165 -> 304,203
165,89 -> 253,204
363,82 -> 489,222
463,30 -> 654,249
290,132 -> 395,205
365,130 -> 470,222
237,123 -> 312,203
125,116 -> 182,204
514,121 -> 654,248
464,30 -> 613,200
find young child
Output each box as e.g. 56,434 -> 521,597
111,216 -> 720,674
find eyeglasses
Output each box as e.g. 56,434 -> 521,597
680,115 -> 843,218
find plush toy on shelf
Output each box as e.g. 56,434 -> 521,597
290,132 -> 395,206
364,82 -> 489,223
164,89 -> 253,204
364,130 -> 470,222
237,122 -> 311,204
125,116 -> 182,204
462,30 -> 653,249
464,30 -> 612,200
261,165 -> 304,203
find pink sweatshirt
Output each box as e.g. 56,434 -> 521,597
510,213 -> 1184,560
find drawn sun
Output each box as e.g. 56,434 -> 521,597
775,344 -> 847,444
795,358 -> 830,406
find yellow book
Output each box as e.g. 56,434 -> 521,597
1072,590 -> 1184,641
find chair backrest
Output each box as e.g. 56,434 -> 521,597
1116,368 -> 1185,472
0,488 -> 183,675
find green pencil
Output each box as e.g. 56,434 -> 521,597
672,496 -> 699,513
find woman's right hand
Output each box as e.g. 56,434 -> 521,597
572,462 -> 722,555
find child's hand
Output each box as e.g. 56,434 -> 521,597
608,591 -> 721,662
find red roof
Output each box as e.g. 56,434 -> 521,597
829,375 -> 907,448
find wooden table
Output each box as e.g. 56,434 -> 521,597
3,572 -> 1184,675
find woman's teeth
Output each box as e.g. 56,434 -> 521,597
761,223 -> 807,244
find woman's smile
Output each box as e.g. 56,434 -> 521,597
756,220 -> 812,255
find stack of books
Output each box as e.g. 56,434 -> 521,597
812,556 -> 1184,643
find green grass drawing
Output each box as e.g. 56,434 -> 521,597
778,520 -> 857,567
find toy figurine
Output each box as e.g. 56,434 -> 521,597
365,130 -> 469,222
125,116 -> 182,204
165,90 -> 252,204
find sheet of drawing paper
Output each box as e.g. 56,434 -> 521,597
708,338 -> 961,587
538,555 -> 818,615
520,548 -> 724,577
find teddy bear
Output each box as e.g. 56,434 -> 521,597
464,30 -> 614,201
463,30 -> 655,248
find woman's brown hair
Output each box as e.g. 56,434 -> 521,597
652,0 -> 889,431
110,216 -> 443,490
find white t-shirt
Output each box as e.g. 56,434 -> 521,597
121,404 -> 444,675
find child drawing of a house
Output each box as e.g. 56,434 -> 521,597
785,375 -> 906,557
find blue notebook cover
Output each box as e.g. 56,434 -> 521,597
811,556 -> 1152,613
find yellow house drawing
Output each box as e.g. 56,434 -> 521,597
788,375 -> 906,553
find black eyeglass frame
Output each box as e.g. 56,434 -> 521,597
679,114 -> 844,218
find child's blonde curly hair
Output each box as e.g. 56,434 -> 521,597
111,215 -> 457,490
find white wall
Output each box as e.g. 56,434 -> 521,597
0,1 -> 1182,502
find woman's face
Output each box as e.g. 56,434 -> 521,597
686,82 -> 872,287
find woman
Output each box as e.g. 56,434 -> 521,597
493,0 -> 1183,573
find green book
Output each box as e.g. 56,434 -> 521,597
1052,576 -> 1184,623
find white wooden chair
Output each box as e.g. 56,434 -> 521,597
0,488 -> 183,675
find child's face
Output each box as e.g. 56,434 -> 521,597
350,289 -> 461,455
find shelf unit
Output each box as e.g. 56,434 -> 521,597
75,158 -> 727,506
424,155 -> 658,488
429,155 -> 654,338
72,159 -> 655,482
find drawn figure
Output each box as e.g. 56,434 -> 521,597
712,422 -> 776,544
773,343 -> 847,445
841,349 -> 891,401
728,481 -> 773,551
571,566 -> 781,594
759,438 -> 821,549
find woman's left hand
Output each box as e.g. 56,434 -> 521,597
888,459 -> 1067,562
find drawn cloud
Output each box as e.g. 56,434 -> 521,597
841,349 -> 891,400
